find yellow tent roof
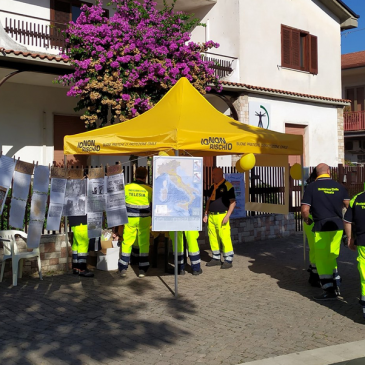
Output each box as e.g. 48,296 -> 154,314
64,77 -> 303,156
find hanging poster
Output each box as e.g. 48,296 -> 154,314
224,173 -> 246,219
46,173 -> 67,231
28,165 -> 50,249
9,161 -> 33,228
105,167 -> 128,228
0,155 -> 16,215
63,179 -> 86,216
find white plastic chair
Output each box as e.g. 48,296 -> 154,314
0,230 -> 43,287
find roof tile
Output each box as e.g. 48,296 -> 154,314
221,80 -> 349,103
342,50 -> 365,69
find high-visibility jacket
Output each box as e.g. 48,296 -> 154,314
125,180 -> 152,217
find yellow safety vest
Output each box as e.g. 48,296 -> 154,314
125,181 -> 152,217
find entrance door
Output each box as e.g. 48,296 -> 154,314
285,124 -> 306,165
53,115 -> 88,167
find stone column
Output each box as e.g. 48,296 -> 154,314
232,94 -> 249,124
231,94 -> 249,166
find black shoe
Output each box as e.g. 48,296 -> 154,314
313,290 -> 337,301
192,268 -> 202,276
308,272 -> 321,287
79,269 -> 94,278
359,300 -> 365,319
167,267 -> 185,275
206,259 -> 221,267
221,262 -> 233,269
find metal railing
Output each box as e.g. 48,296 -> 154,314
1,10 -> 66,51
344,111 -> 365,131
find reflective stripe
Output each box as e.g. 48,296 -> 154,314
139,252 -> 149,257
126,203 -> 150,209
322,283 -> 333,289
362,295 -> 365,301
319,274 -> 333,279
178,259 -> 184,264
223,251 -> 234,256
212,250 -> 220,254
127,212 -> 151,217
191,259 -> 201,264
139,262 -> 149,267
78,253 -> 88,257
119,259 -> 128,265
212,254 -> 220,260
121,252 -> 131,257
189,251 -> 200,256
72,259 -> 78,263
225,257 -> 233,262
79,259 -> 87,263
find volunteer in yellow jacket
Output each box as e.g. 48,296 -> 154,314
168,231 -> 202,275
203,167 -> 236,269
119,167 -> 152,278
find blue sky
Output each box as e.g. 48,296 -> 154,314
341,0 -> 365,54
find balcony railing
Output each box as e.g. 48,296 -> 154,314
344,111 -> 365,131
1,10 -> 66,53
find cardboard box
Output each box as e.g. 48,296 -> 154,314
97,240 -> 120,271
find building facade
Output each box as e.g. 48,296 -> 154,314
342,50 -> 365,165
0,0 -> 358,167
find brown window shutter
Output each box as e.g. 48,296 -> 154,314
309,35 -> 318,74
281,25 -> 292,68
291,29 -> 301,69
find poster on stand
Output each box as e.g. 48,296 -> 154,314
152,156 -> 203,232
224,173 -> 246,219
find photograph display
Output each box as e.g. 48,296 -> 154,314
105,173 -> 128,228
63,179 -> 87,216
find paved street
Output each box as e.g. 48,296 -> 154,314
0,233 -> 364,365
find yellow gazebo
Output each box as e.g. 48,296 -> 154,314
64,77 -> 303,157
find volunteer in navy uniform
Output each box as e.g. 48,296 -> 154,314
301,163 -> 349,300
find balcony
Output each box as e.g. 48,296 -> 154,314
344,111 -> 365,131
0,10 -> 65,54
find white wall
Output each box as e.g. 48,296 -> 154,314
0,80 -> 78,165
190,0 -> 342,98
238,0 -> 342,98
247,95 -> 339,166
0,79 -> 149,168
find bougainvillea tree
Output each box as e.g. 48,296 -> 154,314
59,0 -> 222,129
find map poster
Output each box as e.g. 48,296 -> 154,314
152,156 -> 203,232
224,173 -> 246,219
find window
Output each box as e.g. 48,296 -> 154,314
281,24 -> 318,74
345,87 -> 364,111
50,0 -> 108,47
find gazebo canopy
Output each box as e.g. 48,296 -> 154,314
64,77 -> 303,156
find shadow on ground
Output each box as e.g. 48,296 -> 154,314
239,234 -> 364,324
0,267 -> 195,365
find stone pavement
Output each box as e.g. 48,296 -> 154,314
0,233 -> 364,365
